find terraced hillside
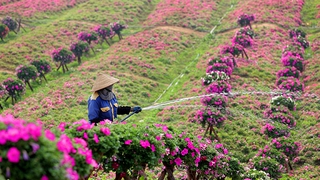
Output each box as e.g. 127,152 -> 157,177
0,0 -> 319,179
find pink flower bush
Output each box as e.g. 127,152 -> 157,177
220,44 -> 244,57
264,107 -> 296,127
232,33 -> 254,48
271,137 -> 301,160
237,14 -> 255,28
206,63 -> 233,77
0,114 -> 82,179
276,77 -> 304,92
200,95 -> 228,109
281,52 -> 304,72
202,71 -> 230,85
276,67 -> 301,79
2,78 -> 25,100
206,81 -> 232,94
195,108 -> 226,128
262,123 -> 290,138
93,25 -> 115,39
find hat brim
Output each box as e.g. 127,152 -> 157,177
91,74 -> 120,92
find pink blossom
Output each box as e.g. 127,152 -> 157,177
7,147 -> 20,163
140,140 -> 150,149
93,134 -> 99,143
181,148 -> 188,156
6,128 -> 20,142
223,148 -> 228,154
41,175 -> 49,180
165,133 -> 173,138
57,134 -> 74,153
100,127 -> 111,136
215,144 -> 223,149
124,140 -> 132,145
151,144 -> 156,152
174,158 -> 182,166
156,136 -> 161,141
45,130 -> 55,141
83,132 -> 88,140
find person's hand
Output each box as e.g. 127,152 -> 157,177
132,106 -> 142,113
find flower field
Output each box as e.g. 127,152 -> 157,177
0,0 -> 87,17
0,0 -> 320,179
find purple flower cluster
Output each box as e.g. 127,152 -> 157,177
110,22 -> 127,33
237,14 -> 255,27
231,33 -> 253,48
77,31 -> 98,44
276,67 -> 300,79
2,78 -> 25,97
264,107 -> 296,127
1,16 -> 17,31
195,108 -> 226,128
51,47 -> 75,64
30,59 -> 52,75
93,25 -> 115,39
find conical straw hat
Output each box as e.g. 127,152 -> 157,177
91,74 -> 119,92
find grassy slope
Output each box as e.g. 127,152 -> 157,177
1,0 -> 320,179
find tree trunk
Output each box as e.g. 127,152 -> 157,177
1,37 -> 3,42
211,126 -> 221,142
57,62 -> 62,71
105,38 -> 111,46
77,56 -> 81,65
0,103 -> 3,109
41,73 -> 48,83
64,64 -> 69,72
204,124 -> 211,138
26,80 -> 33,92
243,49 -> 249,59
62,63 -> 65,73
187,167 -> 196,180
158,170 -> 166,180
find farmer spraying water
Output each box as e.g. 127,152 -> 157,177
87,73 -> 142,124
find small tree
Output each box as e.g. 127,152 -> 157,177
0,24 -> 9,41
78,31 -> 98,54
30,59 -> 52,82
70,41 -> 90,64
237,14 -> 255,29
2,78 -> 25,105
51,47 -> 75,73
93,25 -> 115,46
110,22 -> 127,40
16,64 -> 39,91
2,16 -> 18,34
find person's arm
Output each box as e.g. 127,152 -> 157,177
117,106 -> 131,115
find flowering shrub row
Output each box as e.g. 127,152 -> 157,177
0,59 -> 52,105
0,114 -> 246,180
256,27 -> 308,177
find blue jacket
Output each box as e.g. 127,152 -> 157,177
88,92 -> 124,123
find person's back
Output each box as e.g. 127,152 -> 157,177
87,73 -> 141,124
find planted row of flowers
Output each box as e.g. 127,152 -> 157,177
0,59 -> 51,107
195,14 -> 255,141
0,114 -> 246,180
0,22 -> 127,108
254,28 -> 310,178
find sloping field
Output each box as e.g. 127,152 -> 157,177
0,0 -> 319,179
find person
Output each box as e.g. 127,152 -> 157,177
88,73 -> 142,124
